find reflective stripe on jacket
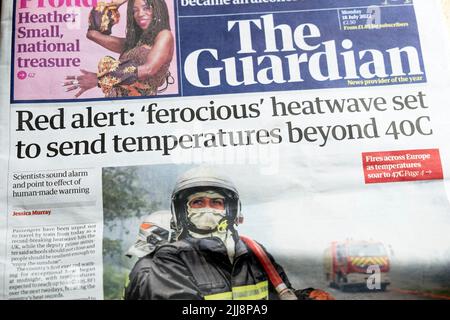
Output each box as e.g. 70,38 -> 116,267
124,236 -> 292,300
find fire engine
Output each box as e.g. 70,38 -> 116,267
324,240 -> 391,291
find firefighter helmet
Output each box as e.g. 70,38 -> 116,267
171,167 -> 243,239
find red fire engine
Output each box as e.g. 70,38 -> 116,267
324,240 -> 391,291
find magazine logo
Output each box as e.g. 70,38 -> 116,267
184,14 -> 424,88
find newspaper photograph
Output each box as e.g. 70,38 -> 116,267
0,0 -> 450,301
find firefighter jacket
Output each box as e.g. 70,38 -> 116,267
124,235 -> 293,300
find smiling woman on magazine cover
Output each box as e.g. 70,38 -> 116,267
64,0 -> 174,98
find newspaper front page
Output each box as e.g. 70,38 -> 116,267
1,0 -> 450,300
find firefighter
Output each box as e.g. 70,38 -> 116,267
124,167 -> 334,300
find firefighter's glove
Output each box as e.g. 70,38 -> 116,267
295,288 -> 335,300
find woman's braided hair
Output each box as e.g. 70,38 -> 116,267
123,0 -> 171,53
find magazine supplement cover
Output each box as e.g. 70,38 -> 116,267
1,0 -> 450,301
